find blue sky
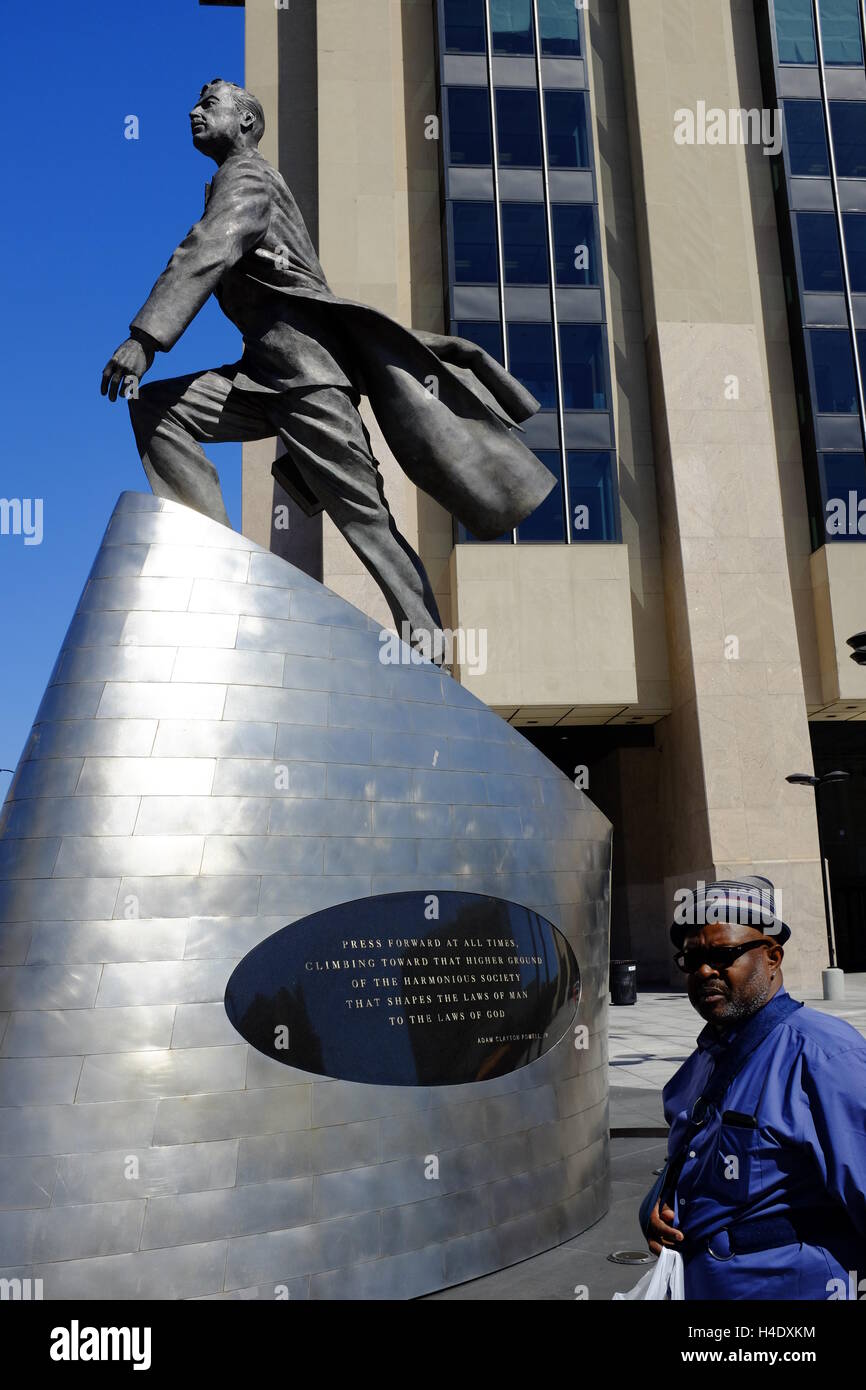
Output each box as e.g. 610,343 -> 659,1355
0,0 -> 244,778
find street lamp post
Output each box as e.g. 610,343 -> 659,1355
786,770 -> 850,1000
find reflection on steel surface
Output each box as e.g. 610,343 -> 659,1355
0,493 -> 611,1300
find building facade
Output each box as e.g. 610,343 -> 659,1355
222,0 -> 866,987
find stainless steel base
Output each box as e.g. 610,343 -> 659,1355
0,493 -> 612,1299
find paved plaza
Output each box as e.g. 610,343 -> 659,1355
425,977 -> 866,1300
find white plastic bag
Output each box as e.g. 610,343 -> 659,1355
612,1247 -> 684,1300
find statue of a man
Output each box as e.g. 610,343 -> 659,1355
101,79 -> 552,647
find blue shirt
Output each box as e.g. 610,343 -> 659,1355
662,987 -> 866,1300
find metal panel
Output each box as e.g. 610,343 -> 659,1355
172,649 -> 285,687
141,1178 -> 313,1249
236,615 -> 331,656
442,54 -> 487,85
0,1201 -> 146,1264
2,1005 -> 175,1057
54,836 -> 204,879
31,1241 -> 229,1300
154,1086 -> 312,1146
96,684 -> 227,722
153,721 -> 277,757
274,725 -> 372,764
201,835 -> 324,875
76,1046 -> 248,1102
556,286 -> 604,320
0,1100 -> 158,1156
225,1210 -> 380,1289
141,544 -> 251,581
0,1057 -> 83,1106
548,169 -> 595,202
28,721 -> 157,760
446,167 -> 495,200
504,286 -> 555,320
27,919 -> 189,965
491,55 -> 537,86
53,1140 -> 238,1205
452,286 -> 502,318
135,796 -> 271,835
223,686 -> 329,724
541,57 -> 586,89
121,611 -> 239,648
0,965 -> 101,1011
497,168 -> 544,200
190,579 -> 291,619
0,1155 -> 56,1209
97,960 -> 236,1008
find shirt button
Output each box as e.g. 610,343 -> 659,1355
689,1150 -> 696,1158
680,1199 -> 687,1206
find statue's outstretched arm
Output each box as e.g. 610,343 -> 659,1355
101,158 -> 270,402
130,159 -> 270,351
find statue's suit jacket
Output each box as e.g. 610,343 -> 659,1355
131,149 -> 553,539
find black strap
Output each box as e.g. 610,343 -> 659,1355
660,992 -> 803,1209
683,1206 -> 856,1257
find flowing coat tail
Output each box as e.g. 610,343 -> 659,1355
251,281 -> 556,540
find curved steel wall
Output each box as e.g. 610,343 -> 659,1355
0,493 -> 611,1299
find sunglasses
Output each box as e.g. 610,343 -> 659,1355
673,940 -> 772,974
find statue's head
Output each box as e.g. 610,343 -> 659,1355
189,79 -> 265,158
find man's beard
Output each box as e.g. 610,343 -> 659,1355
697,973 -> 775,1025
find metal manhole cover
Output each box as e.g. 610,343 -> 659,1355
608,1250 -> 656,1266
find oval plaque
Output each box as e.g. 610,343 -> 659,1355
225,891 -> 580,1086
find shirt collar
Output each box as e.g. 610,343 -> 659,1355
696,986 -> 789,1052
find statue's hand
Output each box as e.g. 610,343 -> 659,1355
101,337 -> 155,402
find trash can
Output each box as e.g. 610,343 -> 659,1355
610,959 -> 637,1006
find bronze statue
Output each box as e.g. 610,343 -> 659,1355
102,79 -> 552,645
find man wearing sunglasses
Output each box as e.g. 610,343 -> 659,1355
644,876 -> 866,1300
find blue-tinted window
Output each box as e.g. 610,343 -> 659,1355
517,452 -> 566,541
444,0 -> 486,53
797,213 -> 844,292
496,89 -> 542,167
455,320 -> 504,364
447,88 -> 492,165
843,213 -> 866,292
545,91 -> 590,168
775,0 -> 817,63
491,0 -> 534,54
507,322 -> 557,407
808,330 -> 859,412
501,203 -> 549,284
567,452 -> 618,540
540,0 -> 581,56
830,102 -> 866,177
784,101 -> 830,175
821,453 -> 866,540
552,204 -> 599,285
819,0 -> 863,65
452,202 -> 498,283
560,324 -> 608,409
